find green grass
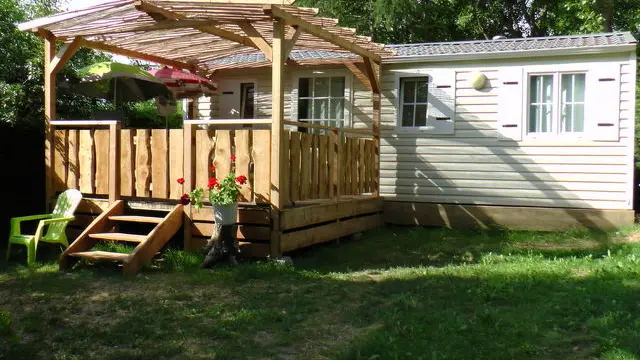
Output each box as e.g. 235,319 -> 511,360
2,225 -> 640,359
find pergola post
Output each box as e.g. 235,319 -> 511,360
270,17 -> 286,257
43,34 -> 56,209
372,63 -> 381,196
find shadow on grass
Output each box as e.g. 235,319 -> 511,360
2,226 -> 640,359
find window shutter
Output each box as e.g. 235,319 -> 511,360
587,64 -> 620,141
427,70 -> 455,134
497,67 -> 524,141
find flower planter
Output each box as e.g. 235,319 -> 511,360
214,203 -> 237,225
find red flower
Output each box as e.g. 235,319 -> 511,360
230,155 -> 236,161
176,178 -> 185,185
209,165 -> 216,171
236,175 -> 248,185
179,193 -> 190,205
207,177 -> 218,190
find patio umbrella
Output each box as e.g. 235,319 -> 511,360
75,61 -> 172,104
149,67 -> 217,99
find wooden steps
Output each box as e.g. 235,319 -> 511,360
60,201 -> 184,275
69,251 -> 129,262
89,232 -> 147,243
108,215 -> 163,224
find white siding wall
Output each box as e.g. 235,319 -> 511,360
197,52 -> 636,210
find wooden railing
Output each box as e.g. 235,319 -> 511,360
51,120 -> 271,204
51,119 -> 376,206
283,121 -> 376,205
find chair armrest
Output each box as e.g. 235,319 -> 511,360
40,216 -> 75,225
10,214 -> 53,236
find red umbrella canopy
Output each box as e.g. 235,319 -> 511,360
149,67 -> 217,99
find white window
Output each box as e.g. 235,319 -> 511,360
297,76 -> 345,128
527,72 -> 586,135
399,77 -> 429,127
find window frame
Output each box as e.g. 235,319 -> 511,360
291,69 -> 352,129
399,77 -> 430,128
525,69 -> 589,140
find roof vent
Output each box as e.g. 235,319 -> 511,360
492,35 -> 507,40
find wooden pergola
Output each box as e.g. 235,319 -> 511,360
19,0 -> 390,258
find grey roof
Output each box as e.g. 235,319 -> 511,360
210,32 -> 636,66
386,32 -> 637,57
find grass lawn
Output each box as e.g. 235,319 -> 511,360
2,225 -> 640,360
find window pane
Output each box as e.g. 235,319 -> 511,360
313,99 -> 328,119
561,75 -> 572,104
541,104 -> 552,132
299,78 -> 311,98
529,105 -> 539,132
416,80 -> 428,103
331,99 -> 344,120
574,74 -> 585,102
298,99 -> 311,119
415,105 -> 427,126
330,77 -> 345,97
402,105 -> 414,127
573,104 -> 584,132
541,75 -> 553,103
402,80 -> 415,103
563,104 -> 573,132
314,78 -> 329,97
530,76 -> 540,103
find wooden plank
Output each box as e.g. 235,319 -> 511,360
252,130 -> 271,204
281,131 -> 290,206
281,197 -> 383,230
300,132 -> 312,200
236,21 -> 273,60
44,36 -> 56,208
383,201 -> 635,231
50,37 -> 82,75
358,139 -> 365,194
214,130 -> 232,179
78,130 -> 95,194
67,130 -> 79,190
108,123 -> 121,203
191,206 -> 271,224
169,129 -> 184,199
343,136 -> 351,195
281,213 -> 382,252
311,134 -> 319,199
318,134 -> 328,199
89,233 -> 146,243
352,138 -> 360,195
235,129 -> 252,202
191,223 -> 271,240
195,130 -> 215,198
69,251 -> 129,262
289,131 -> 301,202
372,89 -> 381,196
53,129 -> 68,192
135,129 -> 151,197
120,129 -> 134,197
109,215 -> 163,224
329,131 -> 338,198
183,123 -> 195,254
151,129 -> 168,199
271,18 -> 286,258
94,129 -> 110,195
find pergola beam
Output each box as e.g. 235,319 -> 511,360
283,25 -> 301,59
80,39 -> 196,71
236,21 -> 272,60
77,19 -> 222,38
265,5 -> 382,64
134,1 -> 261,51
49,36 -> 83,75
362,57 -> 380,93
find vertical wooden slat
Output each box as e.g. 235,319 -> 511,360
109,123 -> 121,204
94,129 -> 110,195
271,18 -> 286,257
363,140 -> 370,193
281,131 -> 290,206
353,138 -> 360,195
183,123 -> 195,251
318,134 -> 328,199
79,130 -> 95,194
252,129 -> 271,204
300,132 -> 312,200
214,130 -> 232,179
195,129 -> 215,197
169,129 -> 184,199
135,129 -> 151,197
373,86 -> 381,196
67,129 -> 79,190
329,130 -> 338,199
289,131 -> 301,202
151,129 -> 168,199
344,136 -> 351,196
120,129 -> 134,197
311,134 -> 319,199
235,129 -> 252,202
54,129 -> 67,192
44,36 -> 56,207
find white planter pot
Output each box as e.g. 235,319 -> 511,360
214,203 -> 237,225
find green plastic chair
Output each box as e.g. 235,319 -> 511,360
6,189 -> 83,267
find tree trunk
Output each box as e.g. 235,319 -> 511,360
201,223 -> 239,268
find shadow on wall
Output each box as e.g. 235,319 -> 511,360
383,70 -> 629,231
0,124 -> 45,250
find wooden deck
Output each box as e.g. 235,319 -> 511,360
53,120 -> 381,258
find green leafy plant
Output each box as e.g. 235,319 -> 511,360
177,156 -> 247,209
